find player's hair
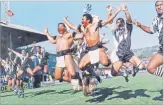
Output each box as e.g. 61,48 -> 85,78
83,14 -> 93,23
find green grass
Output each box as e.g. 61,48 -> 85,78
1,72 -> 163,104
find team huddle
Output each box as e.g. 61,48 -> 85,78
1,0 -> 163,97
43,1 -> 163,96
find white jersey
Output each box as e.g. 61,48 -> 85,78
150,15 -> 163,47
16,53 -> 30,66
107,22 -> 133,53
77,39 -> 87,59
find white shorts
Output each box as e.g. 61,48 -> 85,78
56,56 -> 66,68
89,49 -> 99,64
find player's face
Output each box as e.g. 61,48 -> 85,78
116,20 -> 122,27
21,50 -> 26,56
82,16 -> 89,28
36,47 -> 41,53
156,1 -> 163,15
58,24 -> 66,34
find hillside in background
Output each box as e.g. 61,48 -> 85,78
132,45 -> 159,59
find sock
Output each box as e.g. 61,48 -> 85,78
153,65 -> 163,77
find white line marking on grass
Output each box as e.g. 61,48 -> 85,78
55,95 -> 83,104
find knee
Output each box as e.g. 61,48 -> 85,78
102,60 -> 111,67
146,65 -> 155,74
102,60 -> 108,66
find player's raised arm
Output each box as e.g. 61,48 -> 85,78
64,16 -> 78,31
101,5 -> 122,27
44,28 -> 57,44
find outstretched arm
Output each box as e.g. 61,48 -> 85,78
107,5 -> 113,24
68,32 -> 83,40
133,20 -> 153,34
30,46 -> 35,53
106,6 -> 118,33
44,28 -> 57,44
30,41 -> 36,53
64,16 -> 78,31
101,5 -> 122,26
8,48 -> 22,58
121,5 -> 132,24
73,34 -> 84,40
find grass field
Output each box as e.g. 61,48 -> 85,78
1,72 -> 163,104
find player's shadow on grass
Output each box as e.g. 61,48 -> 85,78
23,89 -> 56,98
34,89 -> 56,96
56,89 -> 73,94
107,89 -> 150,100
1,90 -> 56,98
25,89 -> 73,97
85,86 -> 124,103
152,89 -> 163,101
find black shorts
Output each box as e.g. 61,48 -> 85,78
110,50 -> 134,63
39,57 -> 48,68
